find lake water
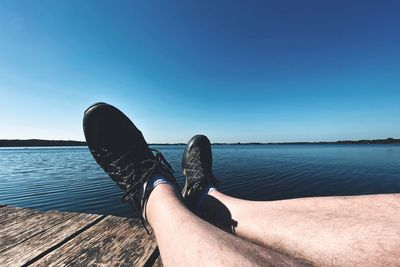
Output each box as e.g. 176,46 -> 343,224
1,145 -> 399,218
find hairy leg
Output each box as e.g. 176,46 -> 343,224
146,184 -> 310,267
202,192 -> 400,266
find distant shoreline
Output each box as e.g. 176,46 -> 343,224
0,138 -> 399,147
0,139 -> 87,147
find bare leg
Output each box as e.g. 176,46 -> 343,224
202,192 -> 400,266
146,184 -> 310,267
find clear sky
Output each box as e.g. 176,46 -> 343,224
0,1 -> 399,143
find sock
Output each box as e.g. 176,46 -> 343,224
196,184 -> 217,216
146,175 -> 175,192
141,175 -> 177,220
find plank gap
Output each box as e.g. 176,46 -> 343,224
22,215 -> 107,267
0,212 -> 78,254
144,247 -> 160,267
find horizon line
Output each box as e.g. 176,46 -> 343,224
0,137 -> 399,146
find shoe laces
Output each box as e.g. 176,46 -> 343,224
110,148 -> 174,233
186,147 -> 216,194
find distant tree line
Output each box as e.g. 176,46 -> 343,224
331,138 -> 400,145
0,139 -> 86,147
0,138 -> 399,147
214,138 -> 400,145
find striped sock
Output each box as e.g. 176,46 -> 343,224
146,175 -> 175,192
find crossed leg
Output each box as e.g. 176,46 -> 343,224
146,184 -> 311,267
202,191 -> 400,266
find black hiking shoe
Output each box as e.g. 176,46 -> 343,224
83,102 -> 179,232
182,135 -> 219,211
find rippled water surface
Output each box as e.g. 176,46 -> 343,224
1,145 -> 399,217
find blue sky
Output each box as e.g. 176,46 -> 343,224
0,1 -> 399,143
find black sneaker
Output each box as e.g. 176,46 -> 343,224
83,102 -> 179,231
182,135 -> 218,210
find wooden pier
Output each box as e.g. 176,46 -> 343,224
0,205 -> 162,266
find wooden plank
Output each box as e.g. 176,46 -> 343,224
0,205 -> 34,217
0,211 -> 103,266
32,215 -> 158,267
0,209 -> 80,254
0,209 -> 78,246
0,206 -> 41,224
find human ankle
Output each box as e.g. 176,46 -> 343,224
146,184 -> 183,224
143,176 -> 180,219
208,188 -> 219,197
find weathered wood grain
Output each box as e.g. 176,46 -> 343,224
0,206 -> 41,224
0,211 -> 103,266
0,206 -> 159,267
0,210 -> 84,254
32,215 -> 158,267
0,205 -> 29,216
